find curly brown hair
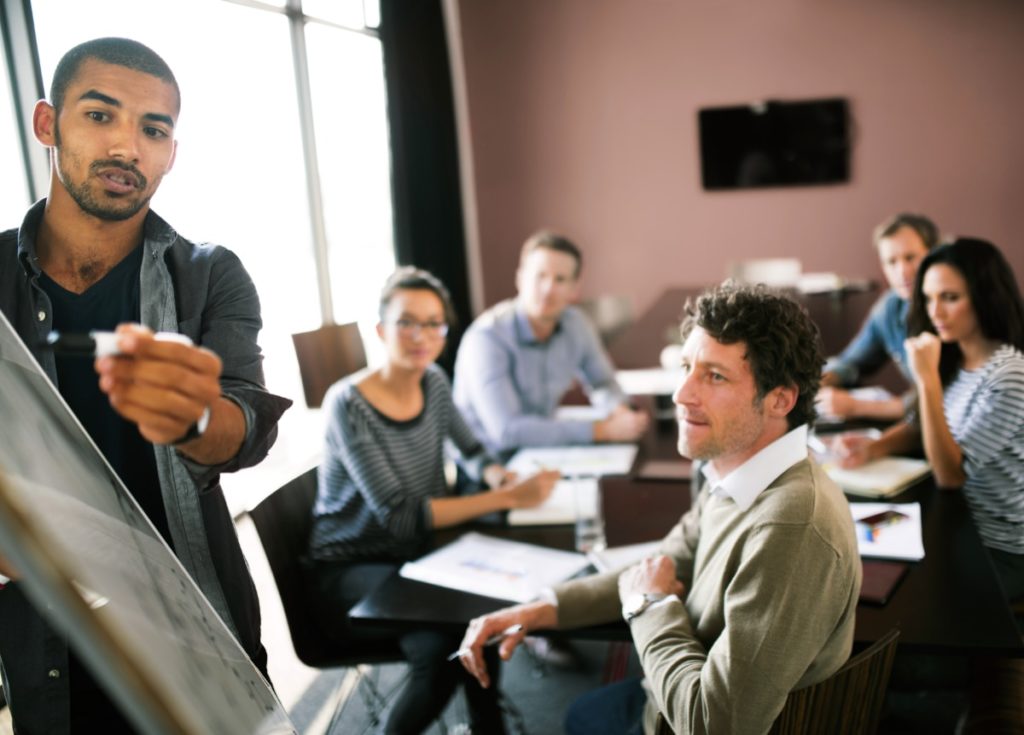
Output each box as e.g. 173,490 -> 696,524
680,283 -> 824,429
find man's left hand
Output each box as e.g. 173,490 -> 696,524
618,555 -> 685,603
95,323 -> 221,446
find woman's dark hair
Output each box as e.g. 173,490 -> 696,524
681,283 -> 824,430
378,266 -> 457,328
907,238 -> 1024,385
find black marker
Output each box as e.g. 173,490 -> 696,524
44,331 -> 123,357
43,330 -> 193,357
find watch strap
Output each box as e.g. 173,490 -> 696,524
172,405 -> 211,446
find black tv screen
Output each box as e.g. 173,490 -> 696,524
698,98 -> 850,190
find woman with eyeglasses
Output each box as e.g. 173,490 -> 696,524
838,238 -> 1024,605
308,266 -> 557,734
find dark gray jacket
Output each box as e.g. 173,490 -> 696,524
0,199 -> 292,733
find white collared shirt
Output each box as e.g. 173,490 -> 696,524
701,425 -> 809,512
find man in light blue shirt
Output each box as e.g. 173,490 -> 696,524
454,231 -> 648,455
817,213 -> 939,421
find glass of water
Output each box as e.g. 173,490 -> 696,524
572,477 -> 606,553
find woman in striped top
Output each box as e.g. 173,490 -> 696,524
840,239 -> 1024,603
308,267 -> 557,734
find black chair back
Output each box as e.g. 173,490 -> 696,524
249,467 -> 401,668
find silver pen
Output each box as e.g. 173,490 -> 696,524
447,624 -> 524,661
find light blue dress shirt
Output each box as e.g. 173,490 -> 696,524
453,299 -> 627,454
824,290 -> 910,385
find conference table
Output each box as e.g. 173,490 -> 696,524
349,417 -> 1023,656
349,286 -> 1023,656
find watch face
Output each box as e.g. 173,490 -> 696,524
624,593 -> 647,616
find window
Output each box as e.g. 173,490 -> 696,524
0,32 -> 30,228
305,21 -> 395,363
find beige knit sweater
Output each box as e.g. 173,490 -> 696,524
553,458 -> 861,735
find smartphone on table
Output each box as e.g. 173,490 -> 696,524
856,509 -> 909,541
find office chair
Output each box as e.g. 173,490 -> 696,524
248,467 -> 404,732
291,322 -> 367,408
653,628 -> 900,735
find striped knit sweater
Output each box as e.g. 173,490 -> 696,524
944,344 -> 1024,554
309,365 -> 493,562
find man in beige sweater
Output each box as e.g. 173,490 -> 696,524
456,284 -> 861,734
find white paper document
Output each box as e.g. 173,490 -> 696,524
554,405 -> 610,422
399,532 -> 591,603
508,477 -> 597,526
850,502 -> 925,561
587,540 -> 662,573
817,387 -> 895,424
825,457 -> 931,498
615,368 -> 685,396
507,444 -> 638,478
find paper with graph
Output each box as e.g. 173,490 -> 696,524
399,532 -> 590,602
851,502 -> 925,561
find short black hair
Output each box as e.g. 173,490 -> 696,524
50,37 -> 180,113
908,238 -> 1024,385
681,283 -> 824,430
873,213 -> 940,250
378,266 -> 457,327
520,230 -> 582,278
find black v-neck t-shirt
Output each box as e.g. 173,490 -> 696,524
38,246 -> 171,547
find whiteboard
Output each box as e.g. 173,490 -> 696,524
0,309 -> 294,734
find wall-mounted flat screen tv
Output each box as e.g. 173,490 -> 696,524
698,98 -> 850,190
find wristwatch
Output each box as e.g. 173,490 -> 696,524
622,592 -> 669,623
172,405 -> 211,446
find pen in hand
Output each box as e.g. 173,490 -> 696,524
447,624 -> 524,661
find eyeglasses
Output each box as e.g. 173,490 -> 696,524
391,319 -> 449,338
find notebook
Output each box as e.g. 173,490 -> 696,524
825,457 -> 931,498
506,444 -> 638,478
859,560 -> 909,605
507,478 -> 597,526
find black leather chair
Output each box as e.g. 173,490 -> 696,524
249,467 -> 403,731
654,628 -> 900,735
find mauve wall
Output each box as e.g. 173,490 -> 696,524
452,0 -> 1024,316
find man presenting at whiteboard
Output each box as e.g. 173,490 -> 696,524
0,38 -> 290,733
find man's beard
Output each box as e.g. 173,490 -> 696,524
55,140 -> 152,221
